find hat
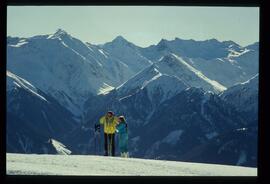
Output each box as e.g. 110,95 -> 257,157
107,111 -> 114,115
118,115 -> 126,122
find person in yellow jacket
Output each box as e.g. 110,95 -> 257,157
99,111 -> 118,156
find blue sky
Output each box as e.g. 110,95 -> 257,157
7,6 -> 259,47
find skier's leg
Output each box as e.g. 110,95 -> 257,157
104,133 -> 108,156
124,134 -> 128,158
108,134 -> 112,156
119,134 -> 124,157
112,133 -> 115,156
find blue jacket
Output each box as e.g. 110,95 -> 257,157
116,122 -> 128,135
116,121 -> 128,152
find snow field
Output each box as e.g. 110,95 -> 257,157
7,153 -> 257,176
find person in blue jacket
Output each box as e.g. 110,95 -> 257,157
116,116 -> 129,158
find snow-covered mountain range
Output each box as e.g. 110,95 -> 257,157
139,38 -> 258,87
7,29 -> 136,119
6,29 -> 258,167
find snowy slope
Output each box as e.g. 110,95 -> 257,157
136,87 -> 252,161
115,53 -> 226,98
7,70 -> 48,102
6,153 -> 257,176
6,71 -> 78,154
183,56 -> 241,87
7,29 -> 134,118
102,36 -> 153,73
155,54 -> 227,93
92,53 -> 227,131
183,47 -> 258,87
83,65 -> 189,134
114,70 -> 189,126
220,74 -> 258,117
139,38 -> 258,87
116,64 -> 188,99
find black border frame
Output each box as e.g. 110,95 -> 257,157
2,0 -> 269,184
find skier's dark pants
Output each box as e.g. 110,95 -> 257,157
104,133 -> 115,156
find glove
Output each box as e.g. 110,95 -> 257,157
94,124 -> 101,132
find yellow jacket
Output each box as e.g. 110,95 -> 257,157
99,115 -> 118,134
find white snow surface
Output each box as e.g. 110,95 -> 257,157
7,153 -> 256,176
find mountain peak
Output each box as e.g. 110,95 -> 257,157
157,38 -> 168,45
112,35 -> 128,43
156,39 -> 170,51
55,28 -> 68,34
47,29 -> 72,40
52,29 -> 70,38
206,38 -> 219,43
222,40 -> 238,46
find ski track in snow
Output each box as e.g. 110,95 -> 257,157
6,153 -> 257,176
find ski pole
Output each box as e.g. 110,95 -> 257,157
97,132 -> 101,155
98,133 -> 101,154
94,131 -> 96,155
